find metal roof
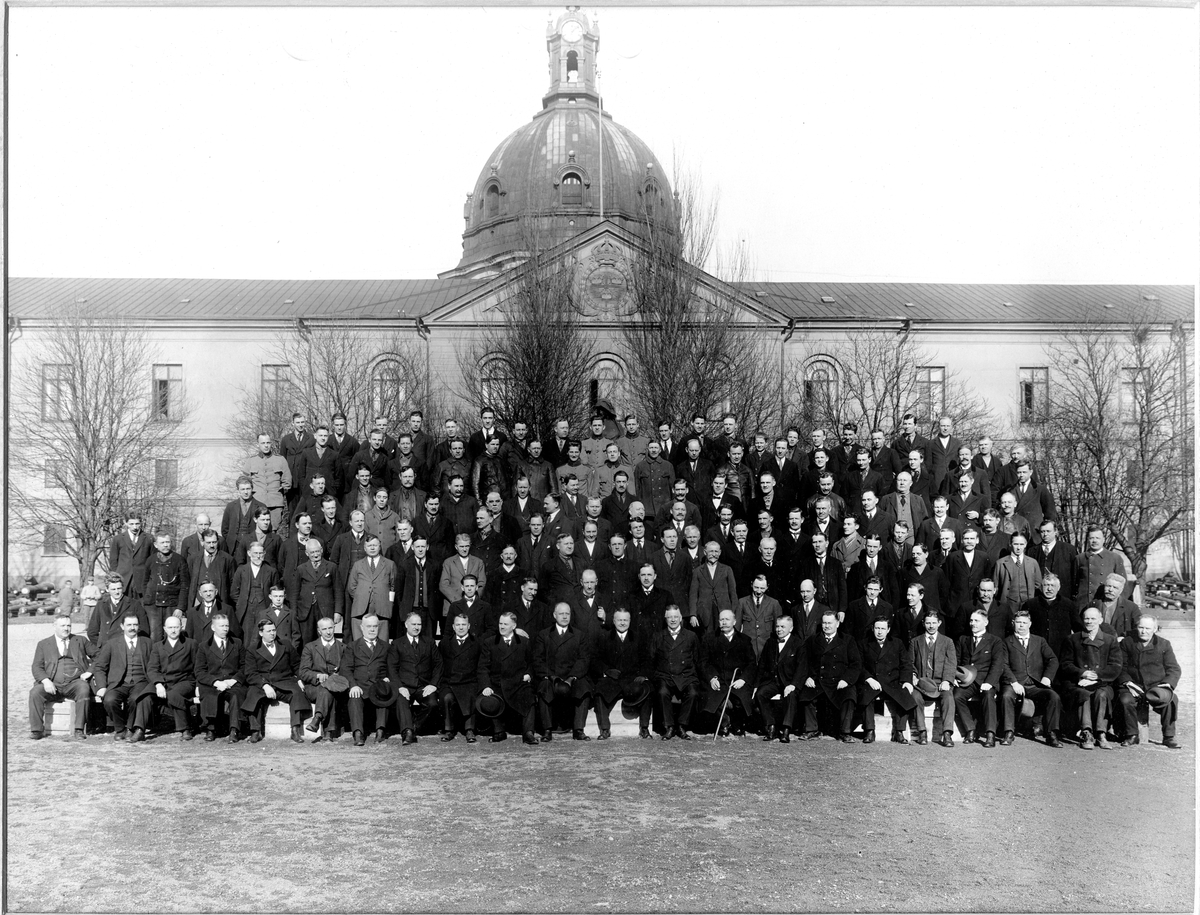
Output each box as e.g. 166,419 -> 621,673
7,277 -> 1193,326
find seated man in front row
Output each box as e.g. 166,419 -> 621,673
858,617 -> 917,744
796,610 -> 861,742
476,611 -> 539,744
910,609 -> 957,747
29,614 -> 92,740
533,602 -> 593,742
652,605 -> 701,740
344,613 -> 394,746
241,619 -> 311,744
953,609 -> 1005,748
1060,605 -> 1122,750
999,609 -> 1062,748
299,616 -> 347,740
387,611 -> 443,746
438,612 -> 482,742
591,608 -> 654,739
145,616 -> 198,741
1117,614 -> 1182,749
756,614 -> 805,742
195,612 -> 247,742
88,612 -> 153,741
701,609 -> 757,737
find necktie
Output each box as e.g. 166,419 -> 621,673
755,598 -> 761,608
205,554 -> 212,568
410,638 -> 417,647
458,639 -> 466,646
128,640 -> 136,651
216,640 -> 225,651
60,639 -> 68,656
900,495 -> 907,508
504,638 -> 512,645
974,637 -> 980,650
367,640 -> 375,650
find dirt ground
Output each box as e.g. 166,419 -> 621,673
5,620 -> 1195,913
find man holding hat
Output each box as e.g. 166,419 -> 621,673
344,614 -> 394,746
953,608 -> 1005,747
241,618 -> 311,743
387,612 -> 443,745
1116,614 -> 1181,748
1060,606 -> 1123,749
438,612 -> 482,742
858,616 -> 918,744
910,609 -> 958,746
999,609 -> 1063,747
532,602 -> 593,741
299,615 -> 348,740
590,608 -> 654,738
795,609 -> 861,742
755,614 -> 805,742
477,611 -> 539,744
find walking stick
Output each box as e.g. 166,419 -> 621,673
713,667 -> 739,741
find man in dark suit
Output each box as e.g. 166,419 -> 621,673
590,609 -> 654,739
999,609 -> 1062,747
842,450 -> 885,514
222,477 -> 266,557
145,616 -> 197,740
795,609 -> 862,742
1028,521 -> 1079,606
925,416 -> 963,494
970,436 -> 1004,503
953,608 -> 1006,747
866,429 -> 901,493
892,414 -> 929,474
278,413 -> 315,531
650,529 -> 693,611
628,563 -> 673,636
447,574 -> 492,640
241,618 -> 311,743
755,614 -> 804,741
792,580 -> 830,641
234,509 -> 283,570
652,605 -> 701,740
1020,573 -> 1078,661
1117,614 -> 1182,748
1061,606 -> 1123,749
87,613 -> 153,741
29,614 -> 92,740
87,575 -> 149,650
857,616 -> 918,744
1006,460 -> 1057,545
311,495 -> 346,551
947,469 -> 988,528
343,614 -> 394,745
347,536 -> 397,641
845,577 -> 894,643
798,532 -> 845,619
945,527 -> 996,639
287,538 -> 341,646
674,437 -> 716,501
476,611 -> 539,744
1087,573 -> 1142,639
909,609 -> 958,746
438,611 -> 482,742
388,612 -> 444,745
700,609 -> 758,737
329,413 -> 360,497
299,616 -> 347,740
296,424 -> 344,506
195,612 -> 247,741
532,602 -> 593,740
109,514 -> 153,600
179,513 -> 215,572
141,530 -> 190,642
397,538 -> 441,638
688,542 -> 738,634
187,530 -> 235,617
846,533 -> 900,608
903,543 -> 951,618
230,541 -> 279,641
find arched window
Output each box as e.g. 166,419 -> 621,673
480,355 -> 514,414
566,51 -> 579,83
803,358 -> 840,422
485,183 -> 500,218
589,355 -> 626,416
561,172 -> 583,206
371,358 -> 407,419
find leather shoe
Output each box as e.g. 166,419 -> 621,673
639,727 -> 651,739
1120,735 -> 1139,747
982,732 -> 996,748
114,731 -> 128,742
837,734 -> 856,743
660,730 -> 674,741
596,729 -> 610,740
862,730 -> 875,744
71,729 -> 87,741
441,731 -> 457,742
227,728 -> 241,744
1046,733 -> 1063,748
180,731 -> 193,742
521,731 -> 539,745
1000,730 -> 1015,746
798,731 -> 820,741
305,715 -> 322,733
290,726 -> 304,743
489,732 -> 508,743
1096,734 -> 1111,749
762,726 -> 776,741
374,729 -> 388,745
913,732 -> 928,746
891,731 -> 909,745
964,729 -> 975,744
30,732 -> 45,741
465,730 -> 477,744
248,732 -> 263,743
401,730 -> 417,746
1080,730 -> 1095,749
130,727 -> 145,743
1164,737 -> 1181,749
778,728 -> 791,744
939,731 -> 954,748
675,728 -> 692,741
203,730 -> 217,742
353,730 -> 365,746
572,729 -> 591,741
541,731 -> 553,742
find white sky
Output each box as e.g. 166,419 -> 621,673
9,5 -> 1199,284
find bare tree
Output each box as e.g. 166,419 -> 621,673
621,161 -> 779,436
1027,310 -> 1193,578
10,305 -> 195,582
789,326 -> 997,444
458,222 -> 596,437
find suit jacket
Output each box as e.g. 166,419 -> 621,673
1021,593 -> 1079,659
1001,633 -> 1058,687
946,550 -> 996,618
880,492 -> 929,539
845,597 -> 894,643
187,551 -> 236,610
221,497 -> 267,556
195,636 -> 246,686
88,635 -> 153,689
389,486 -> 428,525
448,598 -> 493,640
439,554 -> 487,605
533,625 -> 592,698
348,557 -> 397,619
842,469 -> 886,511
1007,483 -> 1057,542
1029,542 -> 1080,603
1087,596 -> 1142,639
1118,634 -> 1181,691
233,532 -> 283,571
855,509 -> 897,546
397,555 -> 442,626
142,551 -> 190,612
976,529 -> 1012,565
674,457 -> 717,500
502,598 -> 552,639
148,637 -> 197,689
970,453 -> 1005,502
387,634 -> 444,691
651,548 -> 694,607
700,629 -> 758,689
902,563 -> 951,616
31,633 -> 91,685
87,594 -> 149,648
590,627 -> 653,703
242,641 -> 303,691
688,562 -> 738,630
186,601 -> 239,645
288,559 -> 342,622
483,565 -> 526,613
251,605 -> 301,653
755,633 -> 805,694
916,516 -> 965,554
1061,630 -> 1123,686
538,554 -> 581,606
343,636 -> 390,690
627,586 -> 674,634
476,632 -> 535,714
846,551 -> 900,607
296,443 -> 343,496
955,631 -> 1006,688
411,514 -> 456,567
925,435 -> 964,492
231,562 -> 280,635
858,636 -> 917,709
330,531 -> 369,590
798,631 -> 862,700
278,535 -> 317,583
947,491 -> 988,526
299,637 -> 347,684
108,531 -> 153,595
798,555 -> 846,615
910,632 -> 958,683
994,555 -> 1043,610
737,595 -> 782,659
438,633 -> 483,711
651,627 -> 701,689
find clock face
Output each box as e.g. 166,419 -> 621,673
561,21 -> 583,43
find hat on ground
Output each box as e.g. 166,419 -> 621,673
370,679 -> 397,706
915,676 -> 941,700
323,673 -> 349,693
474,694 -> 505,718
955,665 -> 978,688
620,677 -> 651,716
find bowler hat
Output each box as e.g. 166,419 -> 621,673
955,665 -> 978,688
620,677 -> 651,716
1146,685 -> 1174,706
552,676 -> 573,699
1020,697 -> 1036,718
370,679 -> 397,705
323,673 -> 349,693
474,693 -> 505,718
915,676 -> 941,700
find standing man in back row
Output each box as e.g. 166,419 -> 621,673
245,432 -> 292,532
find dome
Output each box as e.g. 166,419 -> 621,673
449,10 -> 674,277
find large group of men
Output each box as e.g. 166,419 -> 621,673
30,407 -> 1182,750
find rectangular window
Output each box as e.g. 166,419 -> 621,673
152,364 -> 183,422
1019,367 -> 1049,424
260,364 -> 289,421
915,366 -> 945,424
155,459 -> 179,490
44,463 -> 61,489
1120,367 -> 1144,424
40,364 -> 71,421
43,523 -> 68,556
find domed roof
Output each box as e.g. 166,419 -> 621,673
450,10 -> 674,276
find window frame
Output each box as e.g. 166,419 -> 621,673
1018,366 -> 1050,425
42,523 -> 68,557
40,363 -> 71,422
915,365 -> 946,424
151,363 -> 184,423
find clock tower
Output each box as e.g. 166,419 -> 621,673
543,7 -> 600,108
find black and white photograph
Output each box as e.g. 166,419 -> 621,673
5,4 -> 1196,912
